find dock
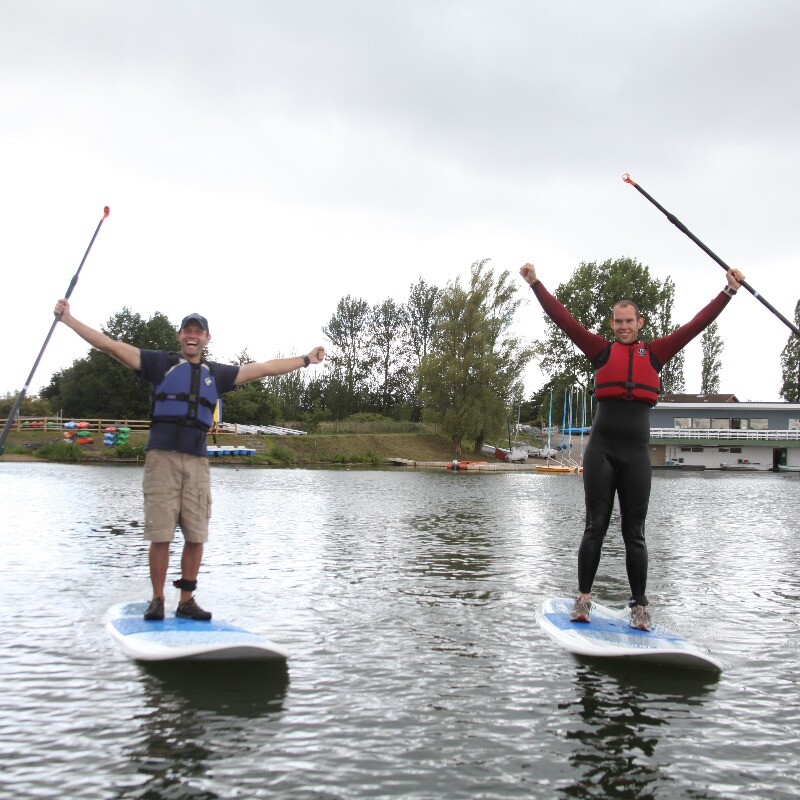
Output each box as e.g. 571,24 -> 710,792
384,458 -> 551,471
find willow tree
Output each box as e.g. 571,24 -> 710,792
420,259 -> 534,456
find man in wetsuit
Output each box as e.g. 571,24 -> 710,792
519,263 -> 744,630
55,299 -> 325,621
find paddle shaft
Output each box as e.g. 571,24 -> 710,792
622,174 -> 800,339
0,207 -> 110,453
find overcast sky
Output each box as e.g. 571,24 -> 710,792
2,1 -> 799,406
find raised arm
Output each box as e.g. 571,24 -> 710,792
235,346 -> 326,386
650,268 -> 745,364
519,263 -> 608,359
55,299 -> 142,371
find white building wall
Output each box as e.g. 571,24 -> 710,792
664,444 -> 774,471
786,448 -> 800,469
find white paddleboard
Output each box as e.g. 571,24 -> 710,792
107,602 -> 289,662
536,596 -> 722,672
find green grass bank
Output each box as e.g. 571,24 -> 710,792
0,429 -> 461,466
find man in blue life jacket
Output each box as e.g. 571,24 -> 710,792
54,299 -> 325,621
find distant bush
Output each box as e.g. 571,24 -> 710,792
268,444 -> 295,464
347,413 -> 391,423
319,417 -> 426,434
114,442 -> 147,459
1,444 -> 29,455
330,449 -> 382,466
37,441 -> 84,462
362,449 -> 382,466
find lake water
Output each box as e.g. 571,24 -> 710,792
0,462 -> 798,799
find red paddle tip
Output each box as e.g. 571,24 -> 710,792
103,206 -> 110,218
622,173 -> 636,186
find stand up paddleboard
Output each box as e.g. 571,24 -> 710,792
107,602 -> 289,662
536,596 -> 722,672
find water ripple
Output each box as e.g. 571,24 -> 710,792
0,464 -> 798,798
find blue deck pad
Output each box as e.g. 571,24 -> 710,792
541,610 -> 686,651
107,601 -> 289,660
111,618 -> 266,647
542,609 -> 682,641
112,616 -> 250,637
110,602 -> 263,641
535,597 -> 724,670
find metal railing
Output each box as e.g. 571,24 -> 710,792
650,428 -> 800,442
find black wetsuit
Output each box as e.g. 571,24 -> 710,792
580,399 -> 651,604
530,281 -> 731,606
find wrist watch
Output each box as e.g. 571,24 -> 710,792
302,354 -> 311,367
723,285 -> 737,297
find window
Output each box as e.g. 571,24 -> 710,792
674,417 -> 692,428
731,418 -> 749,430
692,418 -> 711,429
712,418 -> 730,429
790,419 -> 800,431
730,447 -> 742,454
750,418 -> 768,430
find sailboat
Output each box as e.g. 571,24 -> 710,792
506,403 -> 529,463
536,386 -> 585,474
480,403 -> 529,463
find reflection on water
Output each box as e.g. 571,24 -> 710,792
119,663 -> 289,799
558,662 -> 717,800
0,464 -> 798,799
142,661 -> 289,716
408,503 -> 499,603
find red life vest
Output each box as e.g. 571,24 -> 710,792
592,341 -> 661,405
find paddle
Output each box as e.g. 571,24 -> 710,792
0,206 -> 110,455
622,173 -> 800,339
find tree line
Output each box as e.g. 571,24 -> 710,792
4,257 -> 798,453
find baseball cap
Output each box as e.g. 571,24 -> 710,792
180,313 -> 210,332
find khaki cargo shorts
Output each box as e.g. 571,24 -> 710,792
143,450 -> 211,543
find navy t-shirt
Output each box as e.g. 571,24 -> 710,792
137,350 -> 240,457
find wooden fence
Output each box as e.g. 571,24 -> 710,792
1,417 -> 152,432
0,417 -> 245,435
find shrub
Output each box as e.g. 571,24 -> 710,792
37,441 -> 84,462
1,444 -> 29,455
114,442 -> 147,459
269,444 -> 295,464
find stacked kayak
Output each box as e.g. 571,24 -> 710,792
103,426 -> 131,448
63,421 -> 93,446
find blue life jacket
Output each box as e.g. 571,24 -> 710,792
151,355 -> 218,430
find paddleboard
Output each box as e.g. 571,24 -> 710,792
536,596 -> 722,672
106,602 -> 289,662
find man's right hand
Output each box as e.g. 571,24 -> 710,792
520,263 -> 539,286
54,299 -> 71,320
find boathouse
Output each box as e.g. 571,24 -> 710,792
648,395 -> 800,471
